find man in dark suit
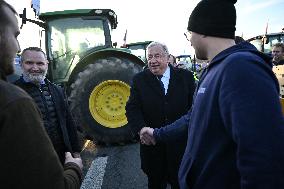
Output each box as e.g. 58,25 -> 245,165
126,41 -> 195,189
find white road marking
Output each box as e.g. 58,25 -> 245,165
80,156 -> 108,189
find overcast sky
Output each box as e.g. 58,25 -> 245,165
7,0 -> 284,56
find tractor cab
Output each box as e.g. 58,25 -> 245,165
248,32 -> 284,54
125,41 -> 152,63
38,9 -> 118,83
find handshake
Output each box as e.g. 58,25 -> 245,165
139,127 -> 156,145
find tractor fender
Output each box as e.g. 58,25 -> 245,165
67,49 -> 145,91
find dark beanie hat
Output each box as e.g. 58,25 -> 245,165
187,0 -> 237,39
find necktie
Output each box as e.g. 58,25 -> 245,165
157,75 -> 165,93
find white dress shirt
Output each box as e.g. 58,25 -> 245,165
160,66 -> 170,95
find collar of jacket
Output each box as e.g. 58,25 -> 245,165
209,41 -> 273,69
19,76 -> 50,85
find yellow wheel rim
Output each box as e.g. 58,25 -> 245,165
89,80 -> 130,128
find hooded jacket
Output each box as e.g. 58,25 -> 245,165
155,42 -> 284,189
0,72 -> 82,188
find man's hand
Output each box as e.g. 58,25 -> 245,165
65,152 -> 83,170
139,127 -> 156,145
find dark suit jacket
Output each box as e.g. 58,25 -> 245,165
126,66 -> 195,178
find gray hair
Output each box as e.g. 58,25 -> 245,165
147,41 -> 169,56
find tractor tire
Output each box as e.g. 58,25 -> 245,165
69,56 -> 142,144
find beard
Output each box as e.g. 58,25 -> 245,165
23,69 -> 48,85
0,44 -> 15,76
192,42 -> 208,60
1,56 -> 14,75
195,49 -> 207,60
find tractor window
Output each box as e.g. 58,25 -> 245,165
176,56 -> 193,71
128,45 -> 147,62
264,35 -> 284,53
48,17 -> 105,80
249,39 -> 263,52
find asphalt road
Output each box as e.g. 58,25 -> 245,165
80,141 -> 148,189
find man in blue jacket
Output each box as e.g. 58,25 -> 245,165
140,0 -> 284,188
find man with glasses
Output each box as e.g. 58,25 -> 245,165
126,41 -> 195,189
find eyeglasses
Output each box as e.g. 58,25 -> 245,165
147,53 -> 165,61
184,31 -> 192,42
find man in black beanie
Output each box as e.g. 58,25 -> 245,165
139,0 -> 284,188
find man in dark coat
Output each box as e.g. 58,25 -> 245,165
126,41 -> 195,189
140,0 -> 284,189
15,47 -> 81,164
0,0 -> 83,188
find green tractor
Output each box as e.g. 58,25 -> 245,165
124,41 -> 152,63
20,9 -> 145,144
